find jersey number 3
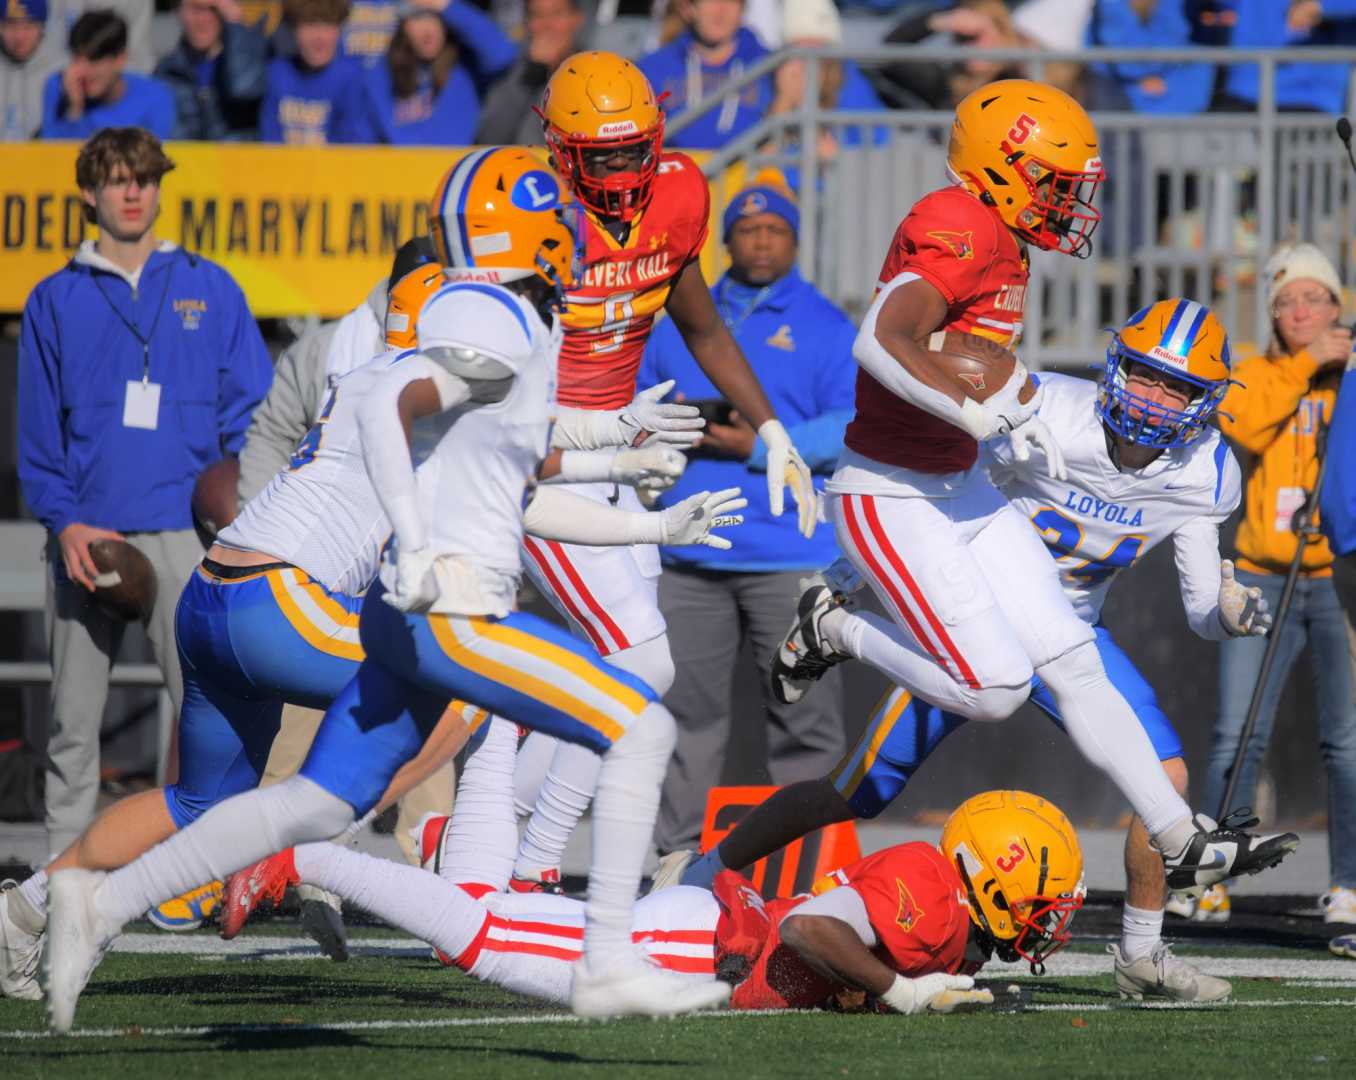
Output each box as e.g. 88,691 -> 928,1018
289,387 -> 339,471
1031,507 -> 1145,587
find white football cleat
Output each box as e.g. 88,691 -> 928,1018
297,883 -> 348,962
1163,891 -> 1196,919
571,954 -> 731,1019
1321,886 -> 1356,925
1,879 -> 43,1001
42,869 -> 120,1033
1110,942 -> 1231,1003
649,850 -> 694,893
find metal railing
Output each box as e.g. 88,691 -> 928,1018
678,45 -> 1356,367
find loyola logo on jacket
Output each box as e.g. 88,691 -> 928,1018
174,298 -> 207,330
765,324 -> 794,351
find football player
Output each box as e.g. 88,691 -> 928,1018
231,787 -> 1082,1015
486,51 -> 818,890
39,149 -> 746,1028
683,299 -> 1280,1001
762,80 -> 1295,896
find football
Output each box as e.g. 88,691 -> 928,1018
192,456 -> 241,541
927,330 -> 1037,405
89,538 -> 158,622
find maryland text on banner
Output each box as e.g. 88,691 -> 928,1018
1,143 -> 739,319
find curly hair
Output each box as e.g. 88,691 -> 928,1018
75,127 -> 175,222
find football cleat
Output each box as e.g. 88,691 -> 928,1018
1321,886 -> 1356,925
145,880 -> 222,932
1163,891 -> 1197,919
219,851 -> 297,941
1160,811 -> 1298,894
1109,942 -> 1231,1003
1,879 -> 43,1001
770,578 -> 854,706
1191,883 -> 1231,924
648,850 -> 694,893
570,953 -> 732,1019
1330,933 -> 1356,959
416,812 -> 452,875
509,869 -> 566,895
297,883 -> 348,962
42,869 -> 119,1034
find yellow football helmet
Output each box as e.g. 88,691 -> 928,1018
429,147 -> 583,304
947,79 -> 1104,257
385,259 -> 446,350
537,51 -> 664,222
1099,298 -> 1233,449
940,790 -> 1084,971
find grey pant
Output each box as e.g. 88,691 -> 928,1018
654,566 -> 846,854
44,528 -> 203,854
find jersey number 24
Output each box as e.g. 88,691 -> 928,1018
1031,507 -> 1144,587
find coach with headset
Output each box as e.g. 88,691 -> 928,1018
17,126 -> 271,857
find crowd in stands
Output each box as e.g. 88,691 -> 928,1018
3,1 -> 1356,148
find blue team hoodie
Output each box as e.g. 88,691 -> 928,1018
638,268 -> 857,572
39,70 -> 176,139
1320,366 -> 1356,556
18,242 -> 273,536
261,53 -> 371,143
638,27 -> 772,150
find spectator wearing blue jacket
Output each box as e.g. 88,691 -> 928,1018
638,0 -> 772,150
1220,0 -> 1356,114
1321,362 -> 1356,560
641,175 -> 856,854
1087,0 -> 1215,114
261,0 -> 369,143
155,0 -> 269,140
39,9 -> 175,139
18,128 -> 273,855
362,0 -> 516,145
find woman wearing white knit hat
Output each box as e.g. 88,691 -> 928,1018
1195,242 -> 1356,927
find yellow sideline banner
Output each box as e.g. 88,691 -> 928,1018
1,143 -> 743,319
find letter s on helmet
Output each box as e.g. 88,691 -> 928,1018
947,79 -> 1104,258
940,790 -> 1084,973
536,51 -> 664,223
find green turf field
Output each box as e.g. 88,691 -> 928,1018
3,929 -> 1356,1079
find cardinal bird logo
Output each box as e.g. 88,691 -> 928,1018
896,878 -> 925,933
958,371 -> 987,392
927,229 -> 975,260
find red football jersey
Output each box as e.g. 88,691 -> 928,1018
716,842 -> 971,1011
844,186 -> 1029,474
558,151 -> 710,410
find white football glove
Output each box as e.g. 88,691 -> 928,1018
617,380 -> 705,448
382,547 -> 439,613
1218,559 -> 1273,636
879,973 -> 994,1015
1006,413 -> 1068,481
610,445 -> 688,492
659,487 -> 748,549
958,363 -> 1044,441
759,418 -> 818,538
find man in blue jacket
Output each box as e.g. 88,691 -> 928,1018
155,0 -> 269,141
639,174 -> 856,855
638,0 -> 772,150
17,127 -> 273,858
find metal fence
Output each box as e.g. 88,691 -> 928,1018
679,46 -> 1356,369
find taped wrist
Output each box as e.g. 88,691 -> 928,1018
551,407 -> 627,450
879,974 -> 921,1015
558,449 -> 620,483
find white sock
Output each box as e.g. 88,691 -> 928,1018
97,776 -> 354,928
681,847 -> 728,890
437,717 -> 520,890
1120,902 -> 1164,962
515,741 -> 599,880
294,842 -> 486,963
513,732 -> 556,817
17,869 -> 47,923
583,702 -> 675,965
1035,643 -> 1190,839
841,610 -> 1029,721
512,636 -> 670,880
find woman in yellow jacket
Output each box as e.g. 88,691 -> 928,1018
1199,243 -> 1356,925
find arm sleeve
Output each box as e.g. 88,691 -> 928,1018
16,288 -> 77,535
442,2 -> 518,91
214,274 -> 274,457
522,487 -> 661,545
1173,450 -> 1242,641
1219,353 -> 1322,453
782,887 -> 878,949
236,324 -> 333,503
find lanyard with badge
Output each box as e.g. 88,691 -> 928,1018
93,262 -> 173,431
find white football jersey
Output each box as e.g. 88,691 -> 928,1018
381,283 -> 558,617
984,373 -> 1241,635
219,349 -> 428,596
